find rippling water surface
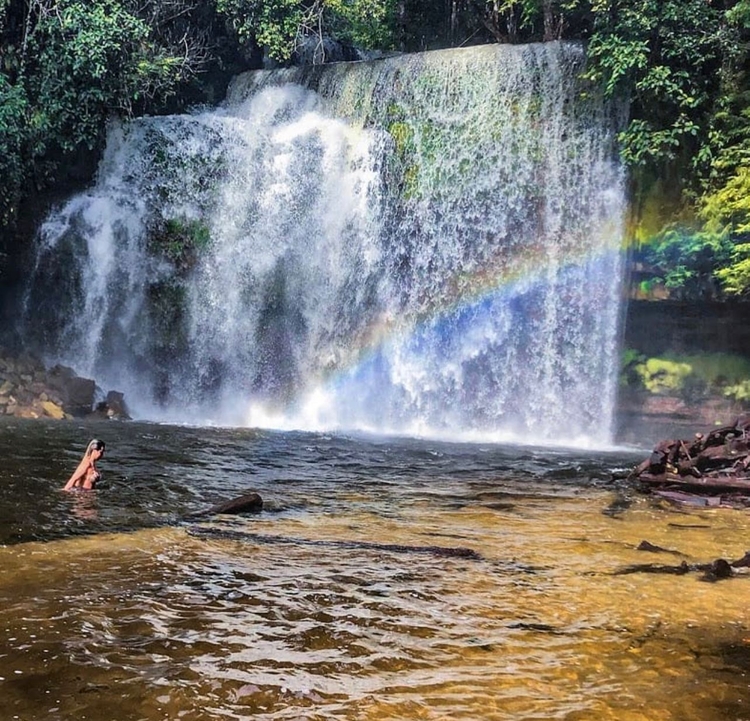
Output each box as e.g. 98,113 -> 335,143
1,418 -> 749,721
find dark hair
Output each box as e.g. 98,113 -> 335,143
86,439 -> 106,455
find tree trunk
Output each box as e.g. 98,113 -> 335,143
543,0 -> 554,41
450,0 -> 458,46
396,0 -> 406,51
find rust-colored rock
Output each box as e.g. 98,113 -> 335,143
624,414 -> 750,506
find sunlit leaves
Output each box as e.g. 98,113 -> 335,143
0,0 -> 209,235
638,225 -> 734,299
586,0 -> 727,172
217,0 -> 301,60
717,244 -> 750,296
216,0 -> 397,62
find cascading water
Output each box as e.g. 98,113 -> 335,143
21,42 -> 626,447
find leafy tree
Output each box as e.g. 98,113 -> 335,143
322,0 -> 397,49
216,0 -> 301,61
25,1 -> 192,153
716,243 -> 750,296
0,0 -> 217,244
467,0 -> 587,43
0,75 -> 28,227
638,225 -> 734,301
216,0 -> 397,62
693,5 -> 750,295
578,1 -> 750,299
584,0 -> 730,177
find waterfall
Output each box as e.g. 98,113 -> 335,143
21,42 -> 626,447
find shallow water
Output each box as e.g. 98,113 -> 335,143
1,418 -> 748,721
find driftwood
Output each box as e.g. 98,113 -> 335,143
636,540 -> 687,557
624,413 -> 750,506
186,526 -> 483,560
615,548 -> 750,582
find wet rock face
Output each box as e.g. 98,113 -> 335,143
46,365 -> 96,416
0,350 -> 130,420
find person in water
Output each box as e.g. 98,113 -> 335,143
63,439 -> 106,491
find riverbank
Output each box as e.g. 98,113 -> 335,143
2,345 -> 742,450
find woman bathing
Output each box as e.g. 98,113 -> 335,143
63,439 -> 106,491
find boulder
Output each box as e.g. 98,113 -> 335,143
0,350 -> 130,421
46,365 -> 95,416
104,390 -> 130,420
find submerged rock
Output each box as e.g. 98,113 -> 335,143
89,391 -> 131,420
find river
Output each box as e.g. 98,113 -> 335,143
0,418 -> 748,720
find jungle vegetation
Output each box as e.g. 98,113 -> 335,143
1,0 -> 750,297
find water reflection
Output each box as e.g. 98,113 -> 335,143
0,418 -> 748,721
67,490 -> 100,522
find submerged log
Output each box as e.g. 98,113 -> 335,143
188,491 -> 263,518
636,540 -> 686,556
615,550 -> 750,582
638,472 -> 750,492
614,560 -> 691,576
651,490 -> 728,507
186,526 -> 483,560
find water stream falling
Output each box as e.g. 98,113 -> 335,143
22,42 -> 626,446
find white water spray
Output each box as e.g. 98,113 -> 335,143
22,42 -> 626,447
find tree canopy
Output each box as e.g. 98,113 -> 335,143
1,0 -> 750,294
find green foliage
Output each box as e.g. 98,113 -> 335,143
693,167 -> 750,296
217,0 -> 302,61
585,0 -> 728,174
628,352 -> 750,399
585,0 -> 750,298
716,243 -> 750,297
216,0 -> 397,62
0,0 -> 214,237
701,167 -> 750,236
150,217 -> 211,273
619,347 -> 645,387
0,75 -> 27,225
638,226 -> 734,300
26,1 -> 158,154
724,379 -> 750,402
634,357 -> 693,394
726,0 -> 750,27
687,352 -> 750,389
621,347 -> 644,368
323,0 -> 397,49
